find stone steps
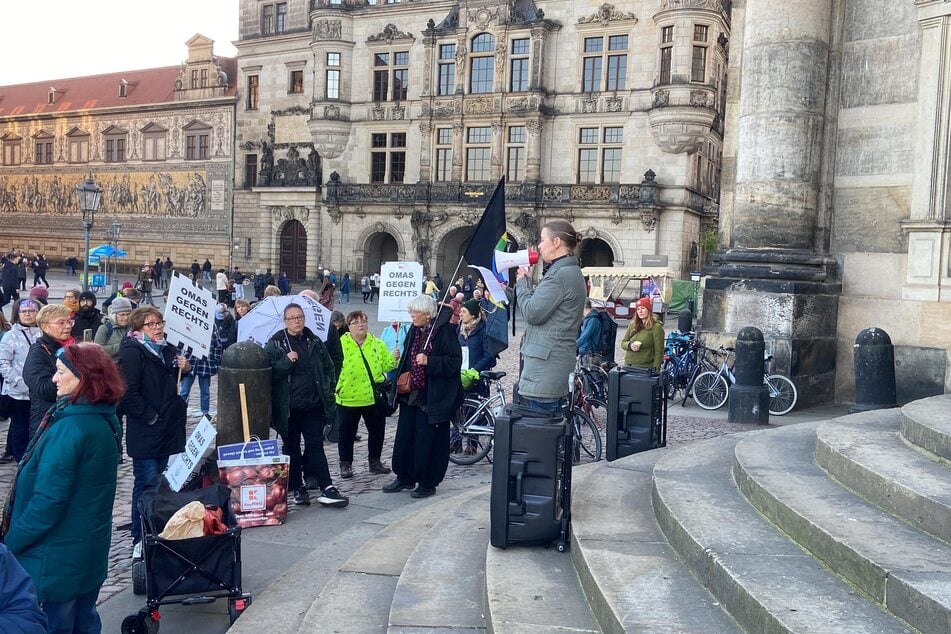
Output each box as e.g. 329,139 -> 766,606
570,454 -> 740,633
734,422 -> 951,633
900,395 -> 951,462
815,410 -> 951,543
652,434 -> 911,633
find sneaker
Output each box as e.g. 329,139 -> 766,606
317,486 -> 349,508
291,488 -> 311,507
410,486 -> 436,499
132,541 -> 143,560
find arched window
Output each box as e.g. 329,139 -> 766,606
469,33 -> 495,94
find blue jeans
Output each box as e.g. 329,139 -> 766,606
521,397 -> 567,412
132,457 -> 168,544
179,373 -> 211,414
43,587 -> 101,633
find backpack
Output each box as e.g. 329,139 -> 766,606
595,310 -> 618,362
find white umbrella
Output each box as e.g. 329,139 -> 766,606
237,294 -> 332,347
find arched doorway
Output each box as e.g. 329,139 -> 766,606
578,238 -> 614,268
365,232 -> 398,275
280,220 -> 307,282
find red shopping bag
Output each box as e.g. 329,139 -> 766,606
218,451 -> 289,528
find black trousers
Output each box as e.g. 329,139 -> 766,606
337,404 -> 385,463
391,402 -> 450,490
283,407 -> 332,491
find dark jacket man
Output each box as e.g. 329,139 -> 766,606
71,290 -> 102,340
22,333 -> 62,435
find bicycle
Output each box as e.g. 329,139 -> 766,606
691,346 -> 799,415
448,370 -> 507,465
569,358 -> 604,464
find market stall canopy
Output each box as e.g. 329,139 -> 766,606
582,266 -> 675,303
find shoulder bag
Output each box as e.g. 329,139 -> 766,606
357,343 -> 397,418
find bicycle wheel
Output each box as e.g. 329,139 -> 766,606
583,396 -> 608,430
766,374 -> 797,416
661,359 -> 678,400
449,399 -> 494,466
571,409 -> 602,464
692,371 -> 729,410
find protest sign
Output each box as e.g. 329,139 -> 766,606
164,271 -> 214,358
378,261 -> 424,322
165,416 -> 216,492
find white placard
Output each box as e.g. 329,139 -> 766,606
211,180 -> 225,211
164,271 -> 215,358
378,261 -> 424,322
165,416 -> 217,492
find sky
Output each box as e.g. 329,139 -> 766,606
0,0 -> 239,86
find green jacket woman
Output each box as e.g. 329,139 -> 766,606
335,331 -> 395,408
620,297 -> 664,370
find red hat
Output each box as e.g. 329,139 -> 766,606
635,297 -> 653,313
122,281 -> 133,290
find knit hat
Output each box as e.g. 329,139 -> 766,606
109,297 -> 133,315
79,290 -> 97,305
121,281 -> 133,290
462,299 -> 481,318
635,297 -> 653,313
28,286 -> 49,304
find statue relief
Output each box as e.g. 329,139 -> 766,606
578,4 -> 638,26
313,20 -> 342,41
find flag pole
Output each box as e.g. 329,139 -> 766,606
423,255 -> 466,351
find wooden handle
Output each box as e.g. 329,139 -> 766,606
177,365 -> 183,393
239,383 -> 251,442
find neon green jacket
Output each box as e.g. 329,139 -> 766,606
335,333 -> 396,407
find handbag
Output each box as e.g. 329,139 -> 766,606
396,371 -> 412,395
358,344 -> 398,418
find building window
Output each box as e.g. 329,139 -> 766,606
119,81 -> 128,98
245,154 -> 258,188
68,132 -> 89,163
372,51 -> 409,102
660,26 -> 673,84
469,33 -> 495,94
142,125 -> 167,161
276,2 -> 287,33
200,68 -> 208,88
370,132 -> 407,183
577,126 -> 623,184
247,75 -> 259,110
290,69 -> 304,93
465,126 -> 491,181
510,38 -> 529,92
582,35 -> 627,92
34,136 -> 53,164
694,24 -> 709,42
104,133 -> 127,163
262,5 -> 274,35
691,27 -> 708,83
184,123 -> 210,161
438,44 -> 456,96
434,127 -> 452,181
506,126 -> 525,182
327,53 -> 340,99
2,137 -> 21,166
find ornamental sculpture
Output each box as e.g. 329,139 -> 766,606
367,24 -> 414,43
578,4 -> 638,26
313,20 -> 342,41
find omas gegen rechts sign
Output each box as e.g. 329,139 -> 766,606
378,261 -> 424,322
164,272 -> 214,358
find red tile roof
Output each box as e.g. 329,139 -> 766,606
0,58 -> 237,117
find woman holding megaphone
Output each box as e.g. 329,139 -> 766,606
514,220 -> 587,411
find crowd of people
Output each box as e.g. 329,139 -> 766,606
0,218 -> 667,630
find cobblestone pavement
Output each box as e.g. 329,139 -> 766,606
0,277 -> 774,605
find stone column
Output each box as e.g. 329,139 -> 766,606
525,119 -> 543,182
418,121 -> 433,181
703,0 -> 842,407
451,122 -> 464,181
490,122 -> 504,180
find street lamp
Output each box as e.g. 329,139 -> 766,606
108,220 -> 122,294
76,176 -> 102,292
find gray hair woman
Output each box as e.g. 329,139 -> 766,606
382,295 -> 463,499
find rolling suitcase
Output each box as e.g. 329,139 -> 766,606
490,404 -> 573,551
606,366 -> 667,461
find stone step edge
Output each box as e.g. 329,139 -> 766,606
815,412 -> 951,545
652,434 -> 909,634
733,424 -> 948,634
900,395 -> 951,462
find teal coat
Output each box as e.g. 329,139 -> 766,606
265,328 -> 337,438
5,400 -> 122,603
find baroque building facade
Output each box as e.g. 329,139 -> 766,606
0,35 -> 236,269
232,0 -> 729,281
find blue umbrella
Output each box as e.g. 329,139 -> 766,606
89,244 -> 128,258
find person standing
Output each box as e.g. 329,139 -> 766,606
457,299 -> 496,374
4,343 -> 124,633
118,307 -> 190,559
360,274 -> 371,303
152,258 -> 163,290
265,303 -> 348,508
216,268 -> 230,305
379,321 -> 410,381
163,257 -> 174,287
334,310 -> 397,478
514,220 -> 587,410
31,254 -> 49,288
94,297 -> 133,360
16,257 -> 27,292
318,275 -> 334,310
383,296 -> 462,499
232,267 -> 246,301
0,299 -> 41,461
190,260 -> 201,282
0,257 -> 18,308
339,273 -> 350,303
576,299 -> 604,366
253,268 -> 267,301
278,272 -> 291,296
201,258 -> 212,281
137,265 -> 155,306
65,255 -> 78,277
23,304 -> 75,437
215,304 -> 238,350
370,272 -> 381,302
621,297 -> 665,371
71,290 -> 102,340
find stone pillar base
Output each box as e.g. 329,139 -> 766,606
701,250 -> 842,408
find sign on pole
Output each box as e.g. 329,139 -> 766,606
165,416 -> 216,492
378,261 -> 424,322
164,271 -> 215,358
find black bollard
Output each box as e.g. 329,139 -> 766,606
678,308 -> 693,334
217,342 -> 272,446
728,326 -> 769,424
850,327 -> 898,413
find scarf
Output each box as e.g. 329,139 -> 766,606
0,397 -> 71,540
128,330 -> 164,357
63,297 -> 80,312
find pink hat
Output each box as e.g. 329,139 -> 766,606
28,286 -> 49,303
122,281 -> 133,290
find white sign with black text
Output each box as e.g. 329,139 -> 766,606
378,261 -> 424,322
164,271 -> 215,358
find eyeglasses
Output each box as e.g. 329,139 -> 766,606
284,315 -> 305,322
49,319 -> 75,327
143,320 -> 166,328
